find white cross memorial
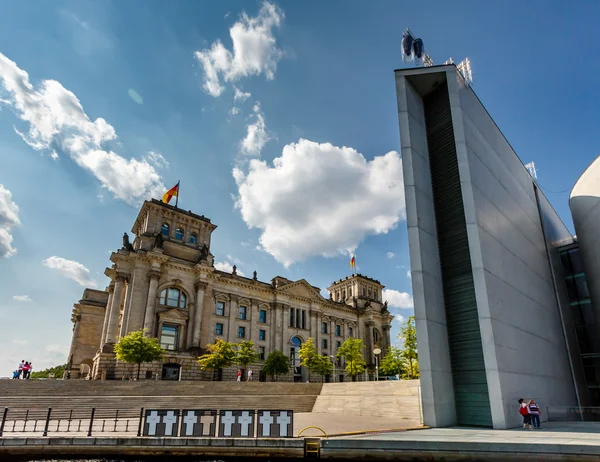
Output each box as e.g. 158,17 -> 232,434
200,414 -> 214,436
221,411 -> 236,436
163,411 -> 178,436
259,411 -> 274,437
183,411 -> 198,436
238,411 -> 253,437
276,411 -> 291,437
146,410 -> 161,436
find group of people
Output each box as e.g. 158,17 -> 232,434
519,398 -> 542,429
237,369 -> 253,381
12,360 -> 33,379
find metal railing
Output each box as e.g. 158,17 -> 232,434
547,406 -> 600,422
0,407 -> 144,437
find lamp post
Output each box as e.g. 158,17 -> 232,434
373,348 -> 381,381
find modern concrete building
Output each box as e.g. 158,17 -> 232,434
67,199 -> 393,382
395,64 -> 598,429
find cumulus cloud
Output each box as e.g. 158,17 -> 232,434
234,87 -> 251,102
230,107 -> 241,116
0,185 -> 21,258
42,256 -> 97,287
386,252 -> 395,259
13,295 -> 32,302
395,314 -> 405,324
214,260 -> 246,277
383,289 -> 413,309
194,1 -> 284,97
0,52 -> 165,206
232,139 -> 405,266
240,108 -> 270,156
144,151 -> 169,170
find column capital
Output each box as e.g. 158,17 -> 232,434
229,294 -> 239,302
195,281 -> 208,292
382,324 -> 391,331
365,320 -> 375,327
148,269 -> 161,281
115,272 -> 129,283
107,283 -> 115,294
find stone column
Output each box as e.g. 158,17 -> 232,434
192,281 -> 207,348
228,295 -> 239,342
105,274 -> 127,345
143,270 -> 161,336
275,304 -> 284,351
329,319 -> 334,357
365,321 -> 374,366
382,324 -> 391,355
100,284 -> 115,347
270,303 -> 278,353
250,299 -> 258,345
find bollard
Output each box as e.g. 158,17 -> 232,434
87,408 -> 96,437
137,407 -> 144,437
0,408 -> 8,437
43,408 -> 52,437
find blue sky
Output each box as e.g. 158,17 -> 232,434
0,1 -> 599,376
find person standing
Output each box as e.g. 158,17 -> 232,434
237,369 -> 242,382
12,370 -> 19,379
22,362 -> 31,380
519,398 -> 532,430
18,360 -> 24,379
528,399 -> 541,429
247,369 -> 253,382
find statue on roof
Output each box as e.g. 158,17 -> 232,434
232,265 -> 237,275
153,232 -> 164,249
200,244 -> 209,261
253,271 -> 257,281
122,232 -> 134,251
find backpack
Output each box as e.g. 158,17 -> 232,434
519,404 -> 529,416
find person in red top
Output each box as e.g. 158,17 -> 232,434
237,369 -> 242,382
22,362 -> 31,380
519,398 -> 532,430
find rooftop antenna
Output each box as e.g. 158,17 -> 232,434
402,28 -> 473,86
524,162 -> 538,181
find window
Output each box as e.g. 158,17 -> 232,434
290,308 -> 295,327
342,290 -> 346,300
175,228 -> 184,240
321,322 -> 328,334
374,330 -> 380,343
348,327 -> 353,337
259,346 -> 265,360
161,223 -> 169,236
189,233 -> 197,244
368,288 -> 372,298
349,287 -> 352,297
160,324 -> 179,351
159,288 -> 187,309
216,301 -> 225,316
259,309 -> 267,323
239,306 -> 247,320
259,329 -> 266,341
335,325 -> 341,337
336,291 -> 340,301
238,326 -> 246,338
322,339 -> 328,349
296,309 -> 301,328
301,310 -> 306,329
336,341 -> 341,350
362,287 -> 366,296
215,323 -> 223,335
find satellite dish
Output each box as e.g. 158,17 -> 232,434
413,38 -> 424,65
402,32 -> 414,63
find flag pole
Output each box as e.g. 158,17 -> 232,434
175,180 -> 180,208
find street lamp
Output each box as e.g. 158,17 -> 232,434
373,348 -> 381,381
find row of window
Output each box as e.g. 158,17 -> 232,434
334,286 -> 380,302
215,323 -> 268,341
215,301 -> 268,322
290,308 -> 306,329
321,322 -> 350,337
161,223 -> 199,244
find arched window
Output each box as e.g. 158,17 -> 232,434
368,288 -> 372,298
362,287 -> 366,296
291,336 -> 302,348
189,233 -> 197,244
342,289 -> 346,300
161,223 -> 169,236
175,228 -> 184,240
159,288 -> 187,308
374,330 -> 380,343
349,287 -> 352,297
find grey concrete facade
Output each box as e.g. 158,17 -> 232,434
396,65 -> 579,429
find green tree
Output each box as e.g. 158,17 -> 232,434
314,354 -> 334,382
261,349 -> 290,381
236,340 -> 259,373
379,346 -> 404,377
298,337 -> 320,378
114,329 -> 163,380
198,339 -> 237,380
399,315 -> 419,379
336,337 -> 366,380
30,364 -> 66,380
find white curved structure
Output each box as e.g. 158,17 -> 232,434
570,155 -> 600,315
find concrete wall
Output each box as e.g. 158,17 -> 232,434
396,65 -> 578,429
571,155 -> 600,335
396,69 -> 456,427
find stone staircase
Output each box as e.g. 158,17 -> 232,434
0,381 -> 323,413
310,380 -> 422,422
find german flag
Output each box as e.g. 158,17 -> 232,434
162,182 -> 179,204
350,256 -> 356,268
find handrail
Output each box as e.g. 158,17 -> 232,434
297,426 -> 328,438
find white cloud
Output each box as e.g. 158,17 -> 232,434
46,343 -> 70,358
386,252 -> 395,259
395,314 -> 405,324
233,139 -> 405,266
240,110 -> 270,156
214,261 -> 246,277
144,151 -> 169,170
42,256 -> 98,287
13,295 -> 32,302
0,185 -> 21,258
0,52 -> 165,206
406,270 -> 411,279
230,107 -> 241,116
194,1 -> 284,97
383,289 -> 413,309
234,87 -> 251,102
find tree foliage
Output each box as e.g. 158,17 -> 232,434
262,349 -> 290,381
398,315 -> 419,379
298,337 -> 320,377
379,346 -> 404,377
236,340 -> 259,368
336,337 -> 366,378
30,364 -> 66,380
114,329 -> 163,379
314,354 -> 334,380
198,339 -> 237,379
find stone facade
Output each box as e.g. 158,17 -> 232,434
68,199 -> 393,381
